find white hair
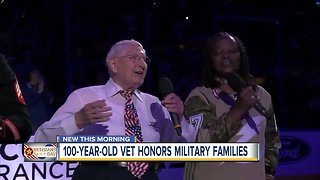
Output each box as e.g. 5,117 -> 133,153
105,39 -> 144,62
105,39 -> 145,76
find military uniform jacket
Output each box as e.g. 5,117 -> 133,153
0,54 -> 32,143
184,86 -> 281,180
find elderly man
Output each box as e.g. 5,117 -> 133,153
34,39 -> 195,180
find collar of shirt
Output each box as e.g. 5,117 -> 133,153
104,78 -> 143,102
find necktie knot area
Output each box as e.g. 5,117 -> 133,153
120,90 -> 134,100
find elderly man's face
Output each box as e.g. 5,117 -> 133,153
111,43 -> 148,90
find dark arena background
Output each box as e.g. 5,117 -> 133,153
1,0 -> 320,179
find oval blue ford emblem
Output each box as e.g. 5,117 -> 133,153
279,136 -> 310,164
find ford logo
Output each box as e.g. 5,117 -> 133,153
279,136 -> 310,164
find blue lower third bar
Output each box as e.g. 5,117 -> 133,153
56,135 -> 136,143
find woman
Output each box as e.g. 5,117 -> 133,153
184,32 -> 281,180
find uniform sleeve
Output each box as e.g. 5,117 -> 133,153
34,91 -> 83,142
184,92 -> 242,142
0,54 -> 32,143
264,104 -> 281,175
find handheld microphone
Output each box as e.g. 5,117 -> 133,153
158,77 -> 182,136
226,73 -> 269,118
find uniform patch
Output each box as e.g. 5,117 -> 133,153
189,114 -> 203,135
14,79 -> 26,105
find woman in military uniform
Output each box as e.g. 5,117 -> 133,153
184,32 -> 281,180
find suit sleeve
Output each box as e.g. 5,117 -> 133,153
0,54 -> 32,143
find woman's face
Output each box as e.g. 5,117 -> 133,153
210,35 -> 241,77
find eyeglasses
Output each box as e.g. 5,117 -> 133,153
111,54 -> 151,65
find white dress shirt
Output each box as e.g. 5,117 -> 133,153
34,78 -> 196,142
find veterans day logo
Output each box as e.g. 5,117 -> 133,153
23,143 -> 57,162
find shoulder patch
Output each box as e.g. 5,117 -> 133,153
189,114 -> 203,135
14,79 -> 26,105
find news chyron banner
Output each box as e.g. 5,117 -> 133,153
23,135 -> 259,162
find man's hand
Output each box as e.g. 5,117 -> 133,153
75,100 -> 112,129
161,93 -> 184,119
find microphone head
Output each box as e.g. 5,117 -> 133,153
226,73 -> 247,93
158,77 -> 174,98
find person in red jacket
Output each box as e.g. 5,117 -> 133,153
0,53 -> 32,143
